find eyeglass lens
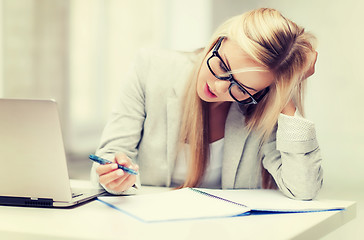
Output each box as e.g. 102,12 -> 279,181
208,55 -> 230,79
209,56 -> 254,102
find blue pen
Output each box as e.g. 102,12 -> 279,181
89,154 -> 138,175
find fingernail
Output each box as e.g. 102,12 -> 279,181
116,169 -> 124,176
111,163 -> 118,169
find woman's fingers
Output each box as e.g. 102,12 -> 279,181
95,162 -> 118,176
304,50 -> 318,79
96,152 -> 138,192
98,169 -> 122,185
106,173 -> 137,192
114,152 -> 133,166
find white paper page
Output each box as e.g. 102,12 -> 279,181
98,188 -> 250,222
201,189 -> 352,212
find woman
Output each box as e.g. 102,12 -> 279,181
91,8 -> 322,200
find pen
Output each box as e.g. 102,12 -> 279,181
89,154 -> 138,175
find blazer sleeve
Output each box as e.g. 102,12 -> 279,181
261,113 -> 323,200
90,49 -> 149,193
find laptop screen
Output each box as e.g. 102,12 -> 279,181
0,99 -> 72,202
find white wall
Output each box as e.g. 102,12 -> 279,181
163,0 -> 212,51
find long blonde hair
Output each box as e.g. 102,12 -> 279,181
179,8 -> 317,188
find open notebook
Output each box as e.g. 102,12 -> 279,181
97,188 -> 352,223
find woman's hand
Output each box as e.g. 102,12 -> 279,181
304,50 -> 318,79
281,51 -> 318,116
96,153 -> 138,192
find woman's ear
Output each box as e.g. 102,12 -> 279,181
303,50 -> 318,79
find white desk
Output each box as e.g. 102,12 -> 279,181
0,181 -> 356,240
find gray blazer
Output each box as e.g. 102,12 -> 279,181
91,48 -> 323,200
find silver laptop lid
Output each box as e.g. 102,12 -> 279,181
0,99 -> 72,202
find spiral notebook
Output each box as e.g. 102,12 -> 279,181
97,188 -> 351,223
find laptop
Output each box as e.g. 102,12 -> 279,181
0,99 -> 105,207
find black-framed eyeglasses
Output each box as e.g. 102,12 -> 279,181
207,36 -> 269,105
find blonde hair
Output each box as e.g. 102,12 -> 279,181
179,8 -> 317,188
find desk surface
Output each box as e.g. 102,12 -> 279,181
0,181 -> 356,240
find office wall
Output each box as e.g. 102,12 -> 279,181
162,0 -> 212,51
67,0 -> 170,154
1,0 -> 70,138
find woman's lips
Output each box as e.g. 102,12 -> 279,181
204,83 -> 217,98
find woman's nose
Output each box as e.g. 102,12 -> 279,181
214,80 -> 230,94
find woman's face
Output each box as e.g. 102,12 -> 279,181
197,38 -> 275,104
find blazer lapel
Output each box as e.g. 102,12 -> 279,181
222,103 -> 249,189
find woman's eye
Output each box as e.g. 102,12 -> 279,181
238,86 -> 248,95
219,61 -> 228,72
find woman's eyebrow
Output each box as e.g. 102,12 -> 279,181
223,54 -> 258,92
